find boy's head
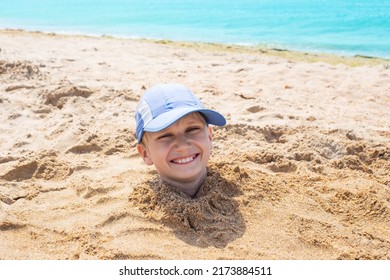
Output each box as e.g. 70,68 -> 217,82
135,83 -> 225,143
135,83 -> 226,190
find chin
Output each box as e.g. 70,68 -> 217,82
172,170 -> 199,181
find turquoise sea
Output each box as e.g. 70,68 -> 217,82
1,0 -> 389,58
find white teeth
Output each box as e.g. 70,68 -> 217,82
172,155 -> 196,164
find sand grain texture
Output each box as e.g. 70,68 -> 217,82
0,30 -> 389,259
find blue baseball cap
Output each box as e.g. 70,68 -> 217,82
135,83 -> 226,143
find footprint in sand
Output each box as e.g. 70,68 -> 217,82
0,155 -> 73,182
42,85 -> 93,109
246,105 -> 265,113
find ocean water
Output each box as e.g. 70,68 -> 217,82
0,0 -> 389,58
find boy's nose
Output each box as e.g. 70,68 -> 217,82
174,134 -> 191,150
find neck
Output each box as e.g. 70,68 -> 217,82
160,168 -> 207,198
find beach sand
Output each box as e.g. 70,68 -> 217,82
0,29 -> 389,260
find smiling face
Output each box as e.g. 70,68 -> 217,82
137,112 -> 213,185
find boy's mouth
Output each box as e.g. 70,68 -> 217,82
170,154 -> 199,165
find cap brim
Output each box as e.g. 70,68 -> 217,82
144,107 -> 226,133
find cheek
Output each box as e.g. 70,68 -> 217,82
203,137 -> 213,156
150,144 -> 170,162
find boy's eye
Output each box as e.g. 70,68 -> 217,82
186,126 -> 201,133
157,133 -> 173,140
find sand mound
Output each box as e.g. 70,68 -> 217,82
0,60 -> 43,80
130,167 -> 246,248
0,151 -> 73,182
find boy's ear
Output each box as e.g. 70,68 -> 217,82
137,143 -> 153,165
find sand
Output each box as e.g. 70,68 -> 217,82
0,29 -> 389,260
